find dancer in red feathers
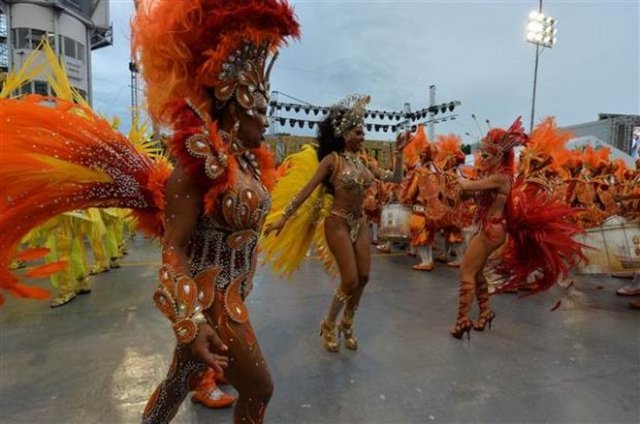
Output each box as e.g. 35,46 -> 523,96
450,118 -> 586,340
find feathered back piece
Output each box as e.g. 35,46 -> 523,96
495,185 -> 587,295
435,134 -> 464,169
259,145 -> 335,277
403,125 -> 428,168
520,117 -> 572,174
132,0 -> 300,126
0,95 -> 172,304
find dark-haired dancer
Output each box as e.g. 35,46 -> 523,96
265,95 -> 408,352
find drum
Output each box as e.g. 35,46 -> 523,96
379,204 -> 411,242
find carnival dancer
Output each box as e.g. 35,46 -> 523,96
401,126 -> 443,271
133,2 -> 299,422
262,94 -> 408,352
585,147 -> 619,223
450,117 -> 586,339
433,134 -> 470,267
516,117 -> 572,196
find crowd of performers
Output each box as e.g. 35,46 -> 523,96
0,0 -> 637,423
9,208 -> 130,307
359,118 -> 640,316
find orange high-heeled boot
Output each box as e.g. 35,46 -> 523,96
450,280 -> 474,339
473,275 -> 496,331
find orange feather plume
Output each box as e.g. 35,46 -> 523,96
132,0 -> 300,126
435,133 -> 463,168
15,248 -> 51,262
0,95 -> 170,303
25,261 -> 68,278
583,145 -> 609,170
403,125 -> 428,168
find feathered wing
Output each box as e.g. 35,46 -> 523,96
0,95 -> 172,304
493,180 -> 588,294
259,145 -> 334,277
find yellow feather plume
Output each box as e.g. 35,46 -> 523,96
40,39 -> 89,107
129,115 -> 165,158
259,145 -> 335,278
0,40 -> 47,98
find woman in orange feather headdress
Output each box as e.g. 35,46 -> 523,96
401,126 -> 443,270
434,133 -> 469,267
1,1 -> 298,420
131,1 -> 299,422
450,117 -> 586,340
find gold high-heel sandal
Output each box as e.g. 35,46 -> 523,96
339,308 -> 358,350
320,320 -> 339,352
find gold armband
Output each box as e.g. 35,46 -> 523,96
153,265 -> 219,344
282,197 -> 298,220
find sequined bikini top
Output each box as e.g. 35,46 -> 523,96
330,152 -> 374,194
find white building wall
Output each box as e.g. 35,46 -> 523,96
10,3 -> 53,30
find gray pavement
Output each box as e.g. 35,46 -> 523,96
1,237 -> 639,424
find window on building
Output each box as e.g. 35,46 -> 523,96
62,0 -> 82,11
0,13 -> 7,71
19,81 -> 33,95
34,80 -> 48,95
76,88 -> 87,101
13,28 -> 29,49
29,29 -> 46,49
0,12 -> 7,38
64,36 -> 76,59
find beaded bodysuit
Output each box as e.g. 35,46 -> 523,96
187,169 -> 270,300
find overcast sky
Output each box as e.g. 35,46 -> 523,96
92,0 -> 639,143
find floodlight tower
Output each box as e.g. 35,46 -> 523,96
526,1 -> 558,132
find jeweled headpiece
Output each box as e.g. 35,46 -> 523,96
132,0 -> 300,126
215,42 -> 278,111
330,94 -> 371,138
481,116 -> 529,158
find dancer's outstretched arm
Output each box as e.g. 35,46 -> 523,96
263,155 -> 334,237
